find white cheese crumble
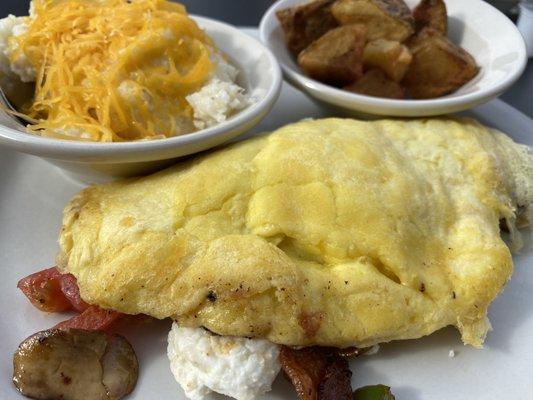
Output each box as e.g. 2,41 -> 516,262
0,15 -> 31,81
448,349 -> 455,358
0,15 -> 34,82
167,323 -> 281,400
186,52 -> 250,130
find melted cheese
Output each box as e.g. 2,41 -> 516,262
11,0 -> 214,141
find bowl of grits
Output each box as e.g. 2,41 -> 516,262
0,0 -> 281,183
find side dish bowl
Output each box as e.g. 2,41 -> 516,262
259,0 -> 527,117
0,16 -> 282,184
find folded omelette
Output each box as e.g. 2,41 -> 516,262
57,118 -> 532,348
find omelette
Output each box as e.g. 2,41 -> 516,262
57,118 -> 532,349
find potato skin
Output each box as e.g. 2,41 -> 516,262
298,25 -> 367,86
413,0 -> 448,34
344,69 -> 406,98
402,28 -> 479,99
331,0 -> 414,41
276,0 -> 338,56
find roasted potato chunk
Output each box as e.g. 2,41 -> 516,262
331,0 -> 414,41
363,39 -> 412,81
344,69 -> 406,98
298,25 -> 367,86
276,0 -> 338,56
403,28 -> 478,99
413,0 -> 448,34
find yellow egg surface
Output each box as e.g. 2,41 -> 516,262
57,118 -> 532,348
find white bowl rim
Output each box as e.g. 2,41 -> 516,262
0,15 -> 282,158
259,0 -> 528,112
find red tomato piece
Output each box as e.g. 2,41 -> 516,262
59,273 -> 89,312
18,267 -> 90,313
54,306 -> 122,331
17,267 -> 71,313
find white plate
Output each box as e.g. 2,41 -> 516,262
1,33 -> 532,400
259,0 -> 528,117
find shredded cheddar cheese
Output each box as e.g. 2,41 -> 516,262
10,0 -> 215,141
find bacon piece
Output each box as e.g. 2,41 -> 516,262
280,346 -> 353,400
18,267 -> 89,313
54,306 -> 122,331
317,358 -> 353,400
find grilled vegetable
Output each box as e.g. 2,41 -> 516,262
13,329 -> 138,400
353,384 -> 396,400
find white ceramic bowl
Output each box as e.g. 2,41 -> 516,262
0,16 -> 282,183
259,0 -> 527,117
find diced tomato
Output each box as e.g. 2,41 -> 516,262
17,267 -> 89,313
19,267 -> 126,332
59,273 -> 89,312
17,267 -> 71,312
54,306 -> 122,331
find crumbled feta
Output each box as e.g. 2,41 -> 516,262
0,15 -> 35,82
448,349 -> 455,358
118,51 -> 250,135
211,51 -> 239,82
187,78 -> 249,130
167,323 -> 281,400
0,16 -> 25,76
186,52 -> 250,130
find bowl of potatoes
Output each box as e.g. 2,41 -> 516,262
260,0 -> 527,117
